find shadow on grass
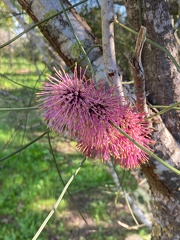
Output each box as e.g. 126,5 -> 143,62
0,131 -> 150,240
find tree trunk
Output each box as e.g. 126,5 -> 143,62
125,0 -> 180,141
17,0 -> 106,81
125,0 -> 180,239
17,0 -> 180,238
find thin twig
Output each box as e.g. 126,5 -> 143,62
106,161 -> 150,227
0,130 -> 49,162
118,221 -> 145,230
47,133 -> 88,225
32,157 -> 86,240
148,104 -> 180,110
146,102 -> 180,120
114,19 -> 180,72
0,0 -> 87,49
0,73 -> 39,90
0,106 -> 38,111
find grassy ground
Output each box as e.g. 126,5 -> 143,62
0,56 -> 151,240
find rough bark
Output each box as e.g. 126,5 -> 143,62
129,26 -> 147,112
125,0 -> 180,239
17,0 -> 106,81
142,118 -> 180,240
125,0 -> 180,141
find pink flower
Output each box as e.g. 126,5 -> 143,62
113,108 -> 153,169
78,105 -> 153,169
77,84 -> 126,160
37,66 -> 153,169
37,66 -> 95,136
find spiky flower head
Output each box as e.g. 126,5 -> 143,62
112,108 -> 153,169
77,104 -> 153,169
37,65 -> 95,136
37,65 -> 153,169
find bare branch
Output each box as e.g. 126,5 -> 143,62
17,0 -> 106,81
129,26 -> 148,113
101,0 -> 124,97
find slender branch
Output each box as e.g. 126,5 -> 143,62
118,221 -> 146,230
149,105 -> 180,110
106,161 -> 152,228
101,0 -> 124,97
0,106 -> 38,111
59,0 -> 95,80
0,130 -> 49,163
147,102 -> 180,119
32,157 -> 86,240
0,73 -> 39,90
0,0 -> 87,49
47,133 -> 88,225
114,19 -> 180,72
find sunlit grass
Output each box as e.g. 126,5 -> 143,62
29,198 -> 67,212
0,56 -> 47,91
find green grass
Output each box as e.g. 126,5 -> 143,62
0,56 -> 151,239
0,56 -> 46,90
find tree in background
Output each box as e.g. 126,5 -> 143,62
2,0 -> 180,239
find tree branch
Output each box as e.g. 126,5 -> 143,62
17,0 -> 106,81
101,0 -> 124,97
129,26 -> 148,113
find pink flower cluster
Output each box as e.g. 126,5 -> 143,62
37,66 -> 153,169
